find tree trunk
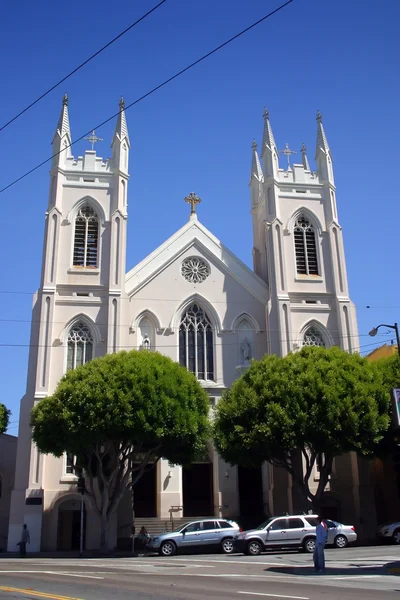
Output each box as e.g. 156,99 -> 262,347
100,513 -> 110,553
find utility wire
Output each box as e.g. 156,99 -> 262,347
0,0 -> 296,194
0,0 -> 168,133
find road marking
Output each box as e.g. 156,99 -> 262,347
0,571 -> 104,580
237,592 -> 309,599
0,586 -> 82,600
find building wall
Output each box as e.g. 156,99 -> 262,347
0,434 -> 17,551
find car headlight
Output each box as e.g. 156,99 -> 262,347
152,537 -> 159,542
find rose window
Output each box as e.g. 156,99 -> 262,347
181,257 -> 210,284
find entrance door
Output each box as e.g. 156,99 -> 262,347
57,500 -> 86,551
238,466 -> 264,528
183,463 -> 213,517
133,464 -> 157,517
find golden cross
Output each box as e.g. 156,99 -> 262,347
184,192 -> 201,215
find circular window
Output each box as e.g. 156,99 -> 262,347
181,256 -> 210,284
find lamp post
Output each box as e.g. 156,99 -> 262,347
369,323 -> 400,357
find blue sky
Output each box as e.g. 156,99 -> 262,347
1,0 -> 399,434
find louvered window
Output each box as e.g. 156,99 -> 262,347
73,205 -> 99,268
67,323 -> 93,370
179,304 -> 214,381
294,215 -> 318,275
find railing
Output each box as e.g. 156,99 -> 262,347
169,505 -> 183,531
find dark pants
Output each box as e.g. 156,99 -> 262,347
19,542 -> 27,557
313,543 -> 325,571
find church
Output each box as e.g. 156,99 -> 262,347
8,95 -> 363,552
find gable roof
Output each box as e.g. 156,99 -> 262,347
125,218 -> 268,303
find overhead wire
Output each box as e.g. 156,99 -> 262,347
0,0 -> 168,133
0,0 -> 296,194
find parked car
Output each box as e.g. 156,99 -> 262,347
147,518 -> 241,556
377,521 -> 400,544
234,514 -> 357,555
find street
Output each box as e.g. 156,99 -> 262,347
1,546 -> 400,599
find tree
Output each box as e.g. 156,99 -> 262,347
0,403 -> 11,434
213,346 -> 390,512
31,350 -> 210,551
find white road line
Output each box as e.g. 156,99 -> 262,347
0,570 -> 103,579
237,592 -> 309,599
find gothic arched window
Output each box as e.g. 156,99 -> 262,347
73,204 -> 99,268
294,215 -> 319,275
179,304 -> 214,381
67,323 -> 93,370
303,326 -> 325,347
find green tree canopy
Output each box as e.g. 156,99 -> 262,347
31,350 -> 210,550
0,403 -> 11,434
213,346 -> 390,511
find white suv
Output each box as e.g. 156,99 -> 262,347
234,514 -> 357,555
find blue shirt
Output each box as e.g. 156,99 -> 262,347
316,522 -> 327,545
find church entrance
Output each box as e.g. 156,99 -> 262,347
183,463 -> 214,517
57,498 -> 86,551
238,466 -> 264,530
133,464 -> 157,517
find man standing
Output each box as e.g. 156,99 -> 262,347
314,516 -> 327,573
19,524 -> 30,558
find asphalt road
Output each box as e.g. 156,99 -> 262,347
1,545 -> 400,599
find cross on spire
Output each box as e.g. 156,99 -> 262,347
185,192 -> 201,219
280,143 -> 296,170
84,130 -> 103,151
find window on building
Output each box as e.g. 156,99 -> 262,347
66,453 -> 75,474
67,323 -> 93,370
73,204 -> 99,268
179,304 -> 214,381
294,215 -> 318,275
303,326 -> 325,348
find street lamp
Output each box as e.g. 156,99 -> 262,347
369,323 -> 400,356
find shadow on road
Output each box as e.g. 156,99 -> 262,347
265,562 -> 400,577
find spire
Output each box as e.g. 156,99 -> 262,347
301,142 -> 310,171
55,94 -> 71,139
262,108 -> 277,156
250,139 -> 263,181
315,111 -> 334,184
315,110 -> 329,155
113,96 -> 129,146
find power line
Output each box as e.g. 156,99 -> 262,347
0,334 -> 387,351
0,0 -> 296,195
0,0 -> 168,133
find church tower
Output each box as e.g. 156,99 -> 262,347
250,110 -> 358,357
8,96 -> 130,551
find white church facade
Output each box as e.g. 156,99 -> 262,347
8,97 -> 361,551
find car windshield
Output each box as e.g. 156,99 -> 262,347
257,518 -> 275,530
172,522 -> 193,533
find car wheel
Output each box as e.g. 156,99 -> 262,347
393,529 -> 400,544
334,534 -> 348,549
159,541 -> 177,556
246,540 -> 262,556
303,537 -> 316,553
221,538 -> 234,554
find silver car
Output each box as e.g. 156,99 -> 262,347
234,514 -> 357,555
377,521 -> 400,544
147,518 -> 241,556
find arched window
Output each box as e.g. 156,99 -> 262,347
303,326 -> 325,347
179,304 -> 214,381
73,204 -> 99,268
294,215 -> 318,275
67,323 -> 93,370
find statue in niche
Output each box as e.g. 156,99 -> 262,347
241,337 -> 252,364
142,334 -> 151,351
